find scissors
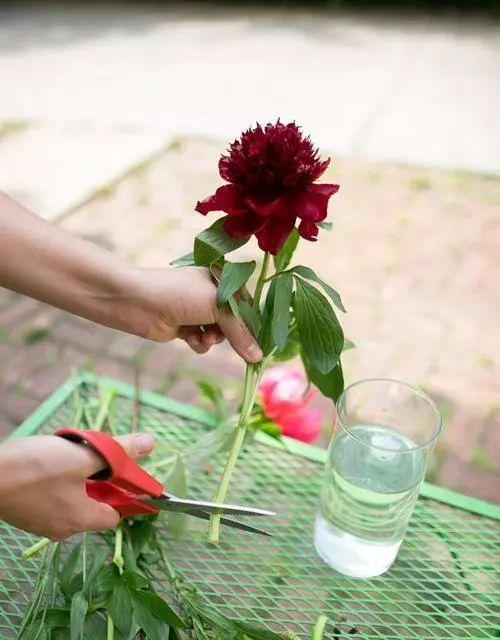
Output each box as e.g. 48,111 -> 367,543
55,427 -> 274,537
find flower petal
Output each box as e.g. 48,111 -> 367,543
195,185 -> 246,216
293,183 -> 339,222
246,195 -> 286,219
223,213 -> 265,238
277,407 -> 323,443
195,193 -> 219,216
298,219 -> 319,241
256,215 -> 296,254
259,366 -> 313,419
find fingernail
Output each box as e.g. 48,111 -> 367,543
247,344 -> 263,362
134,433 -> 155,455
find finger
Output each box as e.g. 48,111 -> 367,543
77,432 -> 156,477
203,324 -> 224,343
217,307 -> 263,363
81,499 -> 121,533
180,327 -> 211,354
114,433 -> 155,460
201,328 -> 219,348
187,336 -> 210,354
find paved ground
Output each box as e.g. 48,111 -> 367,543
0,137 -> 498,502
0,3 -> 499,219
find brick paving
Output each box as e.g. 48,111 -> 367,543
0,138 -> 499,502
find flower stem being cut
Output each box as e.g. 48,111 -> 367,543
208,254 -> 270,544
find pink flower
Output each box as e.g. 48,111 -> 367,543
258,366 -> 322,443
278,407 -> 323,444
259,366 -> 312,419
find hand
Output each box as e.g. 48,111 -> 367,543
123,266 -> 263,363
0,196 -> 262,363
0,432 -> 155,540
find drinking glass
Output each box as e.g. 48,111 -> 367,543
314,378 -> 442,578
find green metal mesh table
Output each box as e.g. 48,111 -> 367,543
1,373 -> 499,639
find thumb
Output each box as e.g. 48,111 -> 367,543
76,432 -> 156,478
81,497 -> 121,533
115,433 -> 156,460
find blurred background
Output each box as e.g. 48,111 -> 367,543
0,1 -> 498,501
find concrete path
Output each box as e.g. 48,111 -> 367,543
0,4 -> 499,219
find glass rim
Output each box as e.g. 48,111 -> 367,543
335,377 -> 442,453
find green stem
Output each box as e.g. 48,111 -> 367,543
312,615 -> 328,640
208,253 -> 270,544
112,524 -> 124,574
94,387 -> 116,431
252,252 -> 270,312
107,524 -> 124,640
82,533 -> 87,584
106,615 -> 114,640
22,537 -> 51,559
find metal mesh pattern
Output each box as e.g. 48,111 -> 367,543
1,377 -> 499,639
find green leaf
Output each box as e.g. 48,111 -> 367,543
70,591 -> 88,640
121,570 -> 149,591
303,355 -> 344,400
344,337 -> 356,350
293,278 -> 344,375
83,547 -> 107,595
129,520 -> 156,555
131,592 -> 172,640
82,613 -> 107,640
227,295 -> 243,323
257,420 -> 282,439
60,542 -> 82,597
170,252 -> 195,267
232,619 -> 286,639
132,590 -> 183,628
318,221 -> 332,231
216,260 -> 256,308
273,325 -> 300,362
271,272 -> 293,350
90,563 -> 119,602
36,608 -> 71,628
238,300 -> 262,339
67,574 -> 84,599
122,544 -> 140,574
108,583 -> 133,636
186,418 -> 237,471
190,601 -> 235,634
193,217 -> 249,266
292,265 -> 346,313
273,228 -> 299,272
197,380 -> 227,421
134,610 -> 169,640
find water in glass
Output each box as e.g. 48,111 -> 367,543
314,424 -> 425,578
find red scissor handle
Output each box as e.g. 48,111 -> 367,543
55,427 -> 163,517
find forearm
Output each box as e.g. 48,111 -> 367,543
0,191 -> 143,333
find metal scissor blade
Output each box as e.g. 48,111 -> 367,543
142,494 -> 276,518
182,508 -> 272,537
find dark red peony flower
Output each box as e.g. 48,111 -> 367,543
195,121 -> 339,254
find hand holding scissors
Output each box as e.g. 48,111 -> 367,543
55,428 -> 275,537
